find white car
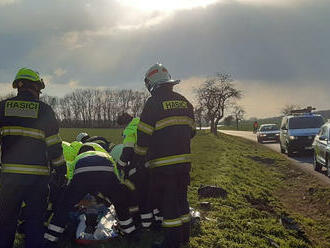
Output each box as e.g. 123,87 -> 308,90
312,122 -> 330,177
256,124 -> 280,143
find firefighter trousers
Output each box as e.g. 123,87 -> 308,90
0,176 -> 49,248
126,166 -> 153,228
44,172 -> 135,245
150,171 -> 191,248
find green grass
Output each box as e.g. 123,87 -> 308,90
14,129 -> 330,248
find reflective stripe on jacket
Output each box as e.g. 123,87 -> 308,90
71,150 -> 120,179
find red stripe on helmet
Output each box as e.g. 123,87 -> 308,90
147,69 -> 158,78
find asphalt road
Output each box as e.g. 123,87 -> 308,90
220,130 -> 330,187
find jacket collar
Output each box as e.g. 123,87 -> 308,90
17,90 -> 37,100
151,85 -> 173,95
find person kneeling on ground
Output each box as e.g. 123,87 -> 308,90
43,143 -> 136,247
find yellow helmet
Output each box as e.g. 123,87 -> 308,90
13,68 -> 45,90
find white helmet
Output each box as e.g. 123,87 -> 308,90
76,132 -> 89,142
144,63 -> 180,92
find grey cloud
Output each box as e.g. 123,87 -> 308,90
63,0 -> 329,86
0,0 -> 329,89
0,0 -> 122,33
139,0 -> 330,83
0,0 -> 125,81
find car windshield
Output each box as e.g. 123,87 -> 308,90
260,125 -> 278,131
288,116 -> 324,129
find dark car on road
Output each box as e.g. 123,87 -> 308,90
312,122 -> 330,177
280,109 -> 324,157
256,124 -> 280,143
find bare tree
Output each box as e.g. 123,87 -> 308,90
24,88 -> 150,128
196,73 -> 241,135
59,97 -> 73,127
131,91 -> 149,117
103,89 -> 117,126
194,105 -> 205,130
232,105 -> 246,130
40,94 -> 60,119
118,89 -> 134,112
281,104 -> 301,116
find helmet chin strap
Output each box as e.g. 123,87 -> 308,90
145,79 -> 153,93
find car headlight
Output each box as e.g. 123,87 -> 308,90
275,134 -> 280,136
289,136 -> 298,140
260,134 -> 266,137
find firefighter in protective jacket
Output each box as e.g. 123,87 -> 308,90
0,68 -> 65,248
135,63 -> 196,248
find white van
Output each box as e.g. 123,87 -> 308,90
279,112 -> 324,157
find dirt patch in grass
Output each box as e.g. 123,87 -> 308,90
246,155 -> 276,165
244,194 -> 276,215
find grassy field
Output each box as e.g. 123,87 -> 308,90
15,129 -> 330,247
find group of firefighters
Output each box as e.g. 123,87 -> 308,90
0,63 -> 196,248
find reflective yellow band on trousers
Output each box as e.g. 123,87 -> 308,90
146,154 -> 192,168
52,155 -> 65,166
155,116 -> 195,131
48,224 -> 65,233
1,126 -> 45,140
44,233 -> 58,242
162,218 -> 182,227
181,213 -> 191,223
1,163 -> 49,175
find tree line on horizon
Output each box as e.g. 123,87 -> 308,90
0,73 -> 246,133
0,89 -> 149,128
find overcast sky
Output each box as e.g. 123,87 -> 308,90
0,0 -> 329,118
